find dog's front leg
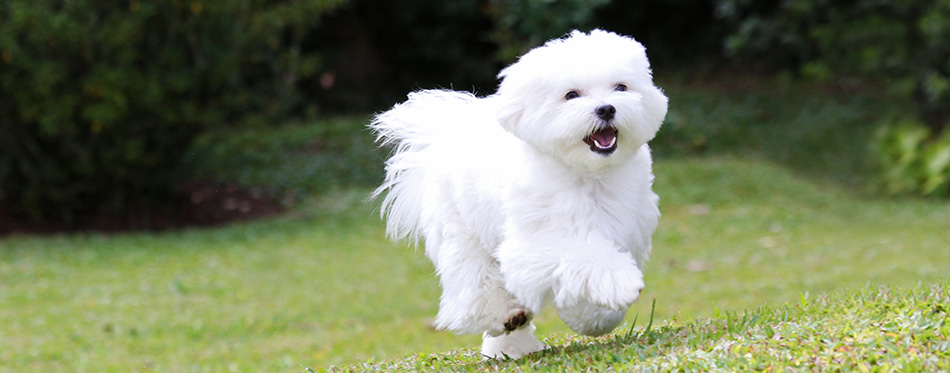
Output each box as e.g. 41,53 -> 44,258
495,235 -> 562,314
498,233 -> 644,313
556,299 -> 626,336
553,234 -> 645,311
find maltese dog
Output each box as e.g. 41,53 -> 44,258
371,29 -> 668,359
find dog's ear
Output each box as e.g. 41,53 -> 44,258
496,94 -> 524,132
495,63 -> 527,132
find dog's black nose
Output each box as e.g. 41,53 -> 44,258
595,104 -> 616,120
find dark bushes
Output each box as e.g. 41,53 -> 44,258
5,0 -> 949,225
719,0 -> 950,130
0,0 -> 346,221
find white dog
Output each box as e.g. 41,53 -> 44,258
371,29 -> 668,359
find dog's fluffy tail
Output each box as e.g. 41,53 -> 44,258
370,89 -> 483,244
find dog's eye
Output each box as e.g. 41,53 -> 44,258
615,84 -> 628,92
565,91 -> 580,100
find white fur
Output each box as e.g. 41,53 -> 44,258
481,324 -> 546,359
371,29 -> 668,359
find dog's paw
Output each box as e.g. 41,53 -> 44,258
503,310 -> 529,333
486,308 -> 533,337
481,323 -> 545,359
588,266 -> 644,311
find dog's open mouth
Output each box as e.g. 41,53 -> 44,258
583,126 -> 618,155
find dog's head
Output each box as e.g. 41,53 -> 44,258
496,29 -> 668,171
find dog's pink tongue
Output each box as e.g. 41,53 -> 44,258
590,127 -> 617,148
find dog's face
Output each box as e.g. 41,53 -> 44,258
496,30 -> 668,172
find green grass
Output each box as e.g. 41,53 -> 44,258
0,192 -> 466,371
1,79 -> 948,371
2,158 -> 947,371
334,283 -> 950,372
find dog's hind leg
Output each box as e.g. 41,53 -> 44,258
428,230 -> 532,337
481,322 -> 546,359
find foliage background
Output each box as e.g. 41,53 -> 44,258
0,0 -> 346,222
1,0 -> 948,221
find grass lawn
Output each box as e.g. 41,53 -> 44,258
337,284 -> 950,372
1,79 -> 948,371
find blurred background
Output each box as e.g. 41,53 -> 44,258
2,0 -> 948,227
1,0 -> 948,371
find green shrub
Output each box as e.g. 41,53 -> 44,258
0,0 -> 345,222
718,0 -> 950,130
872,119 -> 950,196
